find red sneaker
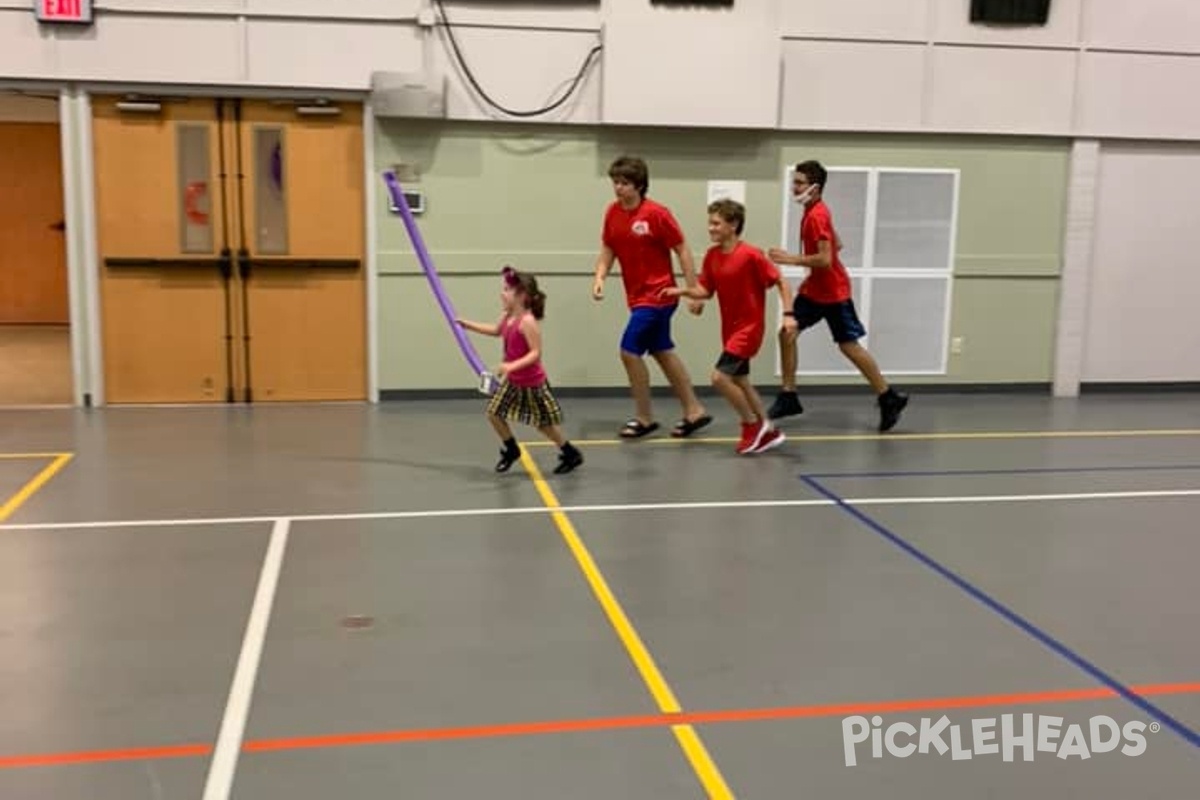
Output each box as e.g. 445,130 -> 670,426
736,421 -> 758,454
749,426 -> 786,453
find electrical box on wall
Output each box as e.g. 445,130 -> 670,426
388,189 -> 426,216
369,71 -> 447,119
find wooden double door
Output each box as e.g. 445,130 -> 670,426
92,96 -> 366,403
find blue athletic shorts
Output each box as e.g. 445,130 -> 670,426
793,296 -> 867,344
620,304 -> 677,355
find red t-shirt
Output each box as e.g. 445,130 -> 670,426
698,240 -> 781,359
602,198 -> 685,309
798,200 -> 852,304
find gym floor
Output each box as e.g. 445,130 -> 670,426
0,391 -> 1197,798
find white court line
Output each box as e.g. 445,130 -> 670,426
2,489 -> 1200,532
201,518 -> 289,800
856,488 -> 1200,505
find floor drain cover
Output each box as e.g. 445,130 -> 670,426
341,615 -> 375,630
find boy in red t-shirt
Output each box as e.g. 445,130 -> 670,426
663,199 -> 789,455
766,160 -> 909,432
592,156 -> 712,439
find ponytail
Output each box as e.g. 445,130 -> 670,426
528,288 -> 546,319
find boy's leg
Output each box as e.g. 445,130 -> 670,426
778,326 -> 799,393
836,341 -> 887,393
735,373 -> 786,453
828,300 -> 909,432
768,296 -> 821,420
654,350 -> 707,419
618,308 -> 659,436
645,305 -> 710,431
713,352 -> 777,454
619,351 -> 654,422
711,355 -> 756,423
734,373 -> 770,423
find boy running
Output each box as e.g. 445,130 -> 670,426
766,160 -> 909,432
592,155 -> 712,439
662,199 -> 789,455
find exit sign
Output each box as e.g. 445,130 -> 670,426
35,0 -> 93,24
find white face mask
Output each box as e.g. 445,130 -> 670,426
794,184 -> 816,205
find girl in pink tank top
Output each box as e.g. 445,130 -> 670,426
456,266 -> 583,475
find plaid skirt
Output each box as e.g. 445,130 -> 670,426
486,380 -> 564,428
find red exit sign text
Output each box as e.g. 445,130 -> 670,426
36,0 -> 94,24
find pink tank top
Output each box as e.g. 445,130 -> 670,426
501,313 -> 547,387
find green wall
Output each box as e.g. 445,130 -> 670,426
375,120 -> 1069,392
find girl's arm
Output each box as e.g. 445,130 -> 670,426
456,316 -> 502,336
501,316 -> 542,373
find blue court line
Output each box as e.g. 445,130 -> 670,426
806,464 -> 1200,480
799,474 -> 1200,749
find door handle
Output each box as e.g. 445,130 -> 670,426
50,220 -> 65,231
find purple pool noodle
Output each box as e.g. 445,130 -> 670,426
382,171 -> 488,378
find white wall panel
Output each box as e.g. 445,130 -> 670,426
1084,0 -> 1200,54
601,3 -> 780,128
932,0 -> 1080,48
780,41 -> 924,130
437,0 -> 600,30
246,19 -> 421,89
100,0 -> 243,12
1075,52 -> 1200,139
926,46 -> 1075,133
0,8 -> 56,79
782,0 -> 928,41
1082,144 -> 1200,382
57,15 -> 243,84
1,0 -> 1199,140
247,0 -> 419,18
431,26 -> 601,123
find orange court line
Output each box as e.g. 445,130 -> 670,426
2,681 -> 1197,771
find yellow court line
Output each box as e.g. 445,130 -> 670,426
0,453 -> 74,523
0,452 -> 75,460
519,450 -> 734,799
524,428 -> 1200,447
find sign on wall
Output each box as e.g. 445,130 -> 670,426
35,0 -> 93,25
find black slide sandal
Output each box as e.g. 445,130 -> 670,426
671,414 -> 713,438
619,420 -> 660,438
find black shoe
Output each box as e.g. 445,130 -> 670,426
878,390 -> 909,432
767,391 -> 803,420
495,443 -> 521,472
553,445 -> 584,474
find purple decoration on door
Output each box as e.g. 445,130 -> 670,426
270,143 -> 283,192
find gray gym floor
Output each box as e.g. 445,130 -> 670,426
0,392 -> 1197,798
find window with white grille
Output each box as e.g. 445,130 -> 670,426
776,166 -> 958,376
